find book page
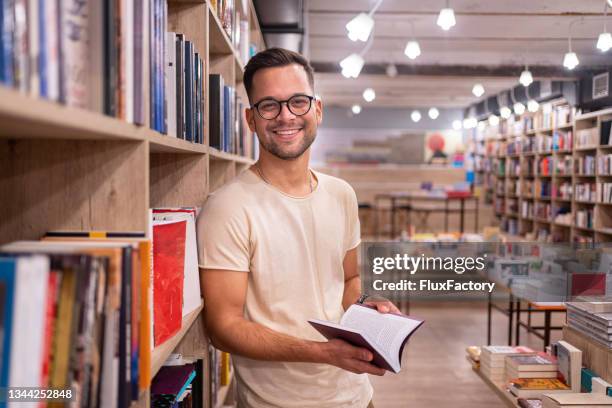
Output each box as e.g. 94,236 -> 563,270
340,305 -> 422,369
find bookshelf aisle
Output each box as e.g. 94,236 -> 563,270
0,0 -> 265,407
470,100 -> 612,243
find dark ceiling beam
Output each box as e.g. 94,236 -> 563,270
310,62 -> 605,77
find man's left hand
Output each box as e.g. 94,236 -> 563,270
363,299 -> 401,314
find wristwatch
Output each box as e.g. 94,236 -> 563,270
357,293 -> 370,304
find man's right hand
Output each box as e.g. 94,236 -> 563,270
319,339 -> 386,376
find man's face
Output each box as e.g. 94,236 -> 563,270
246,64 -> 323,160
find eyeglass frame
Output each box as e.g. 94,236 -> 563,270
250,94 -> 316,120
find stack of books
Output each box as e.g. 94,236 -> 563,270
541,393 -> 612,408
480,346 -> 535,386
152,355 -> 204,408
506,353 -> 559,381
566,302 -> 612,348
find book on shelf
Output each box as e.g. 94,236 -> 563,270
518,398 -> 543,408
506,354 -> 559,381
576,128 -> 599,148
0,0 -> 207,141
541,392 -> 612,408
1,239 -> 153,407
152,208 -> 202,318
566,302 -> 612,348
308,304 -> 424,373
479,345 -> 535,385
509,378 -> 571,399
151,358 -> 202,408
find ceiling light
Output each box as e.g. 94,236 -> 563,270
404,40 -> 421,60
452,120 -> 462,130
488,114 -> 499,126
386,64 -> 398,78
351,104 -> 362,114
340,53 -> 365,78
463,117 -> 477,129
527,100 -> 539,113
437,2 -> 456,31
513,102 -> 526,115
609,0 -> 612,7
597,32 -> 612,52
472,83 -> 485,97
519,67 -> 533,87
428,107 -> 440,120
363,88 -> 376,102
563,51 -> 579,70
346,13 -> 374,42
411,110 -> 422,122
500,106 -> 512,119
477,121 -> 486,131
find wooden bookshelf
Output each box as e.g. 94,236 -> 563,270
0,0 -> 265,406
474,99 -> 612,243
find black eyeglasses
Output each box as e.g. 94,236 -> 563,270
251,94 -> 315,120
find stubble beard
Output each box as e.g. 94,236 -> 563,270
260,128 -> 316,160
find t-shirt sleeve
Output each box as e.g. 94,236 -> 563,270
196,195 -> 250,272
345,184 -> 361,252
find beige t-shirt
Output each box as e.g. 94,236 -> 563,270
197,169 -> 372,408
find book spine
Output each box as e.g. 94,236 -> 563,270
1,0 -> 15,86
175,34 -> 183,139
13,0 -> 27,92
165,32 -> 176,137
132,0 -> 143,124
103,0 -> 117,116
27,0 -> 39,96
45,0 -> 60,101
123,0 -> 133,123
87,0 -> 104,112
60,0 -> 89,108
148,0 -> 155,130
184,41 -> 192,141
161,0 -> 167,134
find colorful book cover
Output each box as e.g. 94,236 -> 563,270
152,220 -> 186,346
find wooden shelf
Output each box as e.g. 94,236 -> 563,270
0,86 -> 147,143
575,145 -> 598,151
149,133 -> 210,154
151,305 -> 204,378
209,147 -> 255,164
470,366 -> 517,408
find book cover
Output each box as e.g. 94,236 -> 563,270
184,40 -> 193,141
151,364 -> 195,396
511,378 -> 570,390
175,34 -> 184,139
152,220 -> 186,346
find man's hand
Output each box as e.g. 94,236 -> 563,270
319,339 -> 386,376
363,298 -> 401,314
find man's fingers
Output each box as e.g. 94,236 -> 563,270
346,359 -> 386,376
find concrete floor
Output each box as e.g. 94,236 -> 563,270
369,301 -> 565,408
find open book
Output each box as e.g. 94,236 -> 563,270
308,304 -> 424,373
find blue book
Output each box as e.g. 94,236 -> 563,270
37,0 -> 47,97
223,86 -> 231,152
0,258 -> 16,392
1,0 -> 15,85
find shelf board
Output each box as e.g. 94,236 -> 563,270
151,305 -> 204,378
0,86 -> 147,142
574,225 -> 595,232
575,145 -> 598,151
575,107 -> 612,121
596,227 -> 612,235
553,149 -> 572,154
209,147 -> 255,164
149,133 -> 210,154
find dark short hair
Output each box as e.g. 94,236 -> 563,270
243,47 -> 315,102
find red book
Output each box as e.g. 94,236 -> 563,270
152,220 -> 187,346
40,270 -> 60,401
571,273 -> 606,296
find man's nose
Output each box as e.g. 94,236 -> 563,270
277,102 -> 297,121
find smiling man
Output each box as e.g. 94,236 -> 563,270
197,48 -> 399,408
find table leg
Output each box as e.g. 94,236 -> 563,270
460,198 -> 465,234
445,201 -> 449,232
475,198 -> 479,232
487,290 -> 492,345
515,299 -> 521,346
391,197 -> 396,239
527,303 -> 532,331
508,294 -> 514,346
544,310 -> 551,350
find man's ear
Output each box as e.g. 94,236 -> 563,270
246,108 -> 257,132
315,97 -> 323,125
